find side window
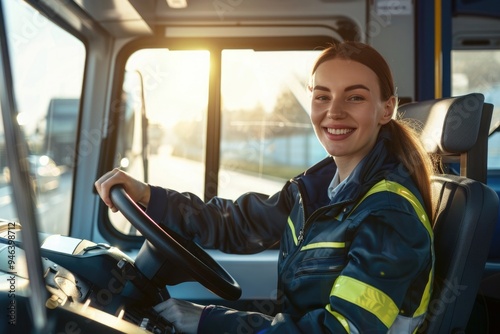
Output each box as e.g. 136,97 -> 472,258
451,50 -> 500,169
1,0 -> 85,234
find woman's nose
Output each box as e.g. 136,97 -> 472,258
327,104 -> 345,119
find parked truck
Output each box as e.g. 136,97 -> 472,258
44,98 -> 79,167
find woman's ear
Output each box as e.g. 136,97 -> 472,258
380,96 -> 396,125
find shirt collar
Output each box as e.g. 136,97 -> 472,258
328,169 -> 348,201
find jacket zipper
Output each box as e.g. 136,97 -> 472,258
297,228 -> 304,244
297,207 -> 329,245
292,178 -> 336,246
292,179 -> 307,246
292,179 -> 343,246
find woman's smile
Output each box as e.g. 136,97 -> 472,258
324,127 -> 355,139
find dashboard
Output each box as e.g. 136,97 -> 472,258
0,220 -> 173,333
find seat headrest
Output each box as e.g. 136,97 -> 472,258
397,93 -> 485,155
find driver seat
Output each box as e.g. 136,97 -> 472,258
397,93 -> 499,334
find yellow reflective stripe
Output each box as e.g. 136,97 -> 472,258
301,241 -> 345,251
415,266 -> 434,317
373,181 -> 435,319
287,216 -> 298,246
350,180 -> 433,239
325,305 -> 350,333
331,275 -> 399,328
348,179 -> 388,214
344,179 -> 434,319
385,182 -> 433,239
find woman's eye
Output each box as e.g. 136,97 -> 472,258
348,95 -> 365,102
315,95 -> 329,101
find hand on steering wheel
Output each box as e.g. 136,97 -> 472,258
109,185 -> 242,301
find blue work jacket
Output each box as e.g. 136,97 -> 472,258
147,128 -> 434,333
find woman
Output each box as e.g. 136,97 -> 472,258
95,41 -> 435,333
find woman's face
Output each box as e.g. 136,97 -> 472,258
310,58 -> 394,169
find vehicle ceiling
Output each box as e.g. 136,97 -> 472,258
56,0 -> 363,38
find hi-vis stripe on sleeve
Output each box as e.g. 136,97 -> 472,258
329,275 -> 399,328
348,179 -> 433,238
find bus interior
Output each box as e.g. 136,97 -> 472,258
0,0 -> 500,333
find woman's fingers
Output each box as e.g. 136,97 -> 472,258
94,168 -> 122,211
94,168 -> 151,211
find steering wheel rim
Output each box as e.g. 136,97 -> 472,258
109,185 -> 242,301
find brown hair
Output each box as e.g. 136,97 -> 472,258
311,41 -> 435,221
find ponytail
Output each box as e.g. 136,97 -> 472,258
384,120 -> 436,222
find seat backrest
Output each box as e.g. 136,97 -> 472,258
397,93 -> 499,334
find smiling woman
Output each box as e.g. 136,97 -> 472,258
0,0 -> 500,333
94,41 -> 436,334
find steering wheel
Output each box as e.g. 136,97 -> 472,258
109,185 -> 242,301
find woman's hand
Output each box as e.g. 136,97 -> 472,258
94,168 -> 150,212
154,299 -> 204,334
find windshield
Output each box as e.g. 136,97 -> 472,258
108,48 -> 324,235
